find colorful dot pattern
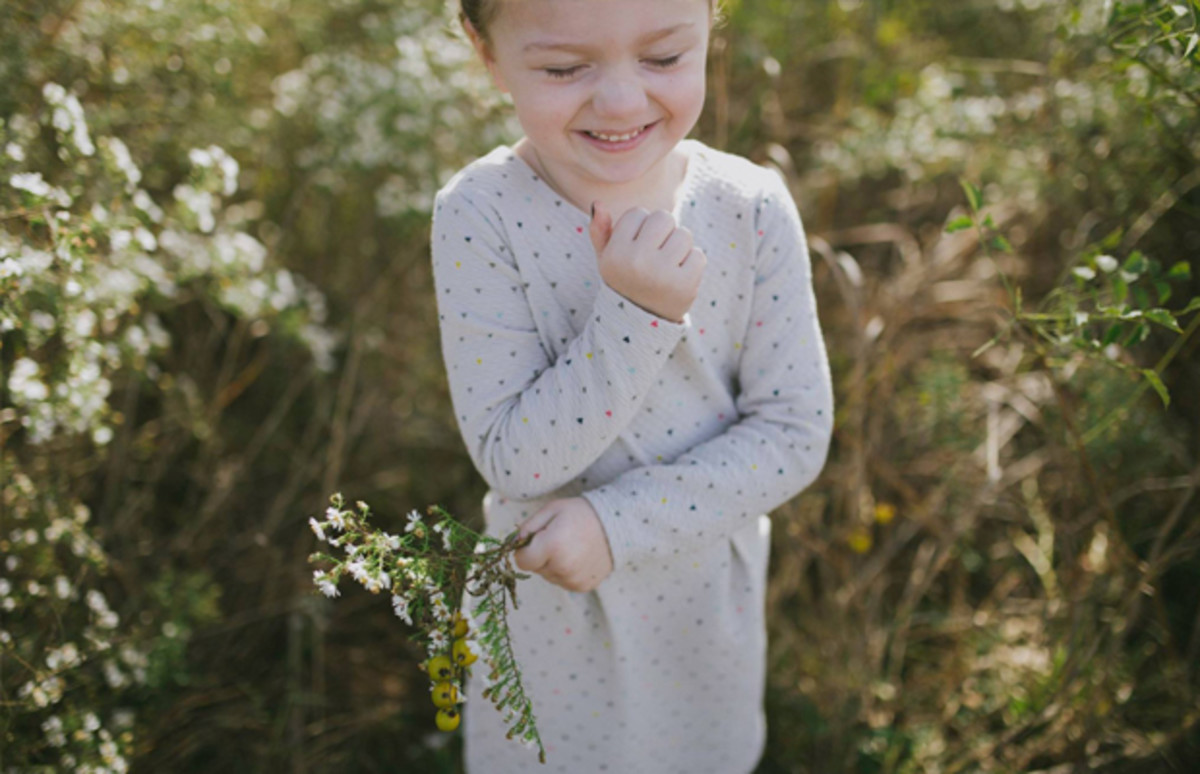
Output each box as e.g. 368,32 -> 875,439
429,139 -> 834,774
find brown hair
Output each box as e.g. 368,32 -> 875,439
460,0 -> 724,49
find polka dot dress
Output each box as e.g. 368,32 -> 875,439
429,139 -> 834,773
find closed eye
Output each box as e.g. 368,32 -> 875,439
544,54 -> 683,80
544,65 -> 585,80
647,54 -> 682,68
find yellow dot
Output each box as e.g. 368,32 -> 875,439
522,417 -> 529,423
603,641 -> 612,649
656,455 -> 663,462
593,710 -> 601,718
476,358 -> 482,365
661,498 -> 668,504
586,352 -> 593,359
751,464 -> 758,471
693,561 -> 700,568
730,242 -> 737,249
455,261 -> 462,268
875,503 -> 896,525
734,342 -> 742,349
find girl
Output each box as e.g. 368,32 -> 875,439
430,1 -> 834,771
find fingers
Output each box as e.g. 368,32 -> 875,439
514,505 -> 560,573
632,210 -> 676,248
609,206 -> 650,247
682,246 -> 707,272
659,226 -> 695,265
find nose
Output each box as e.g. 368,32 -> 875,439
591,64 -> 649,120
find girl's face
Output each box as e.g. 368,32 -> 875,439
467,0 -> 711,193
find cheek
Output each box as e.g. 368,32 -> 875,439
511,86 -> 579,129
659,66 -> 707,117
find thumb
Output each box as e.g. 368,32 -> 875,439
588,200 -> 613,259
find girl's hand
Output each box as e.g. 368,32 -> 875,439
514,497 -> 614,593
589,200 -> 707,324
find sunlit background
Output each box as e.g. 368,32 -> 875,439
2,0 -> 1198,771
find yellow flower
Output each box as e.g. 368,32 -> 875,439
427,655 -> 454,681
848,527 -> 873,554
431,681 -> 458,709
436,707 -> 461,732
874,503 -> 896,525
452,611 -> 470,639
453,637 -> 478,666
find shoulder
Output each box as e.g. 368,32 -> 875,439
685,140 -> 791,211
434,144 -> 528,213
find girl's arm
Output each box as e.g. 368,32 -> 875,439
430,187 -> 689,500
580,170 -> 835,571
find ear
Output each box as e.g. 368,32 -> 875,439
462,15 -> 511,94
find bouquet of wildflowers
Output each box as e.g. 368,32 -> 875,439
307,494 -> 546,763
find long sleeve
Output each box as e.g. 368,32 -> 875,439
581,169 -> 834,571
431,186 -> 692,500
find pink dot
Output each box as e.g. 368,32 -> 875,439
641,613 -> 649,621
651,320 -> 659,327
718,413 -> 725,420
534,473 -> 541,479
565,627 -> 572,635
576,226 -> 584,233
758,230 -> 764,237
699,328 -> 705,334
605,410 -> 612,417
756,321 -> 763,327
737,606 -> 743,613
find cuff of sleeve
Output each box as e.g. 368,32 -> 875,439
581,485 -> 636,573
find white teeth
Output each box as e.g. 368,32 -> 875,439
587,125 -> 648,142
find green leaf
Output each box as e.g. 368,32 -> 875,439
1179,296 -> 1200,315
1101,323 -> 1123,347
1142,369 -> 1170,408
1113,276 -> 1129,306
1155,281 -> 1172,305
1185,33 -> 1198,60
1123,250 -> 1148,277
1144,308 -> 1182,332
1166,261 -> 1191,280
990,234 -> 1013,254
1122,322 -> 1148,346
945,215 -> 974,233
960,178 -> 983,212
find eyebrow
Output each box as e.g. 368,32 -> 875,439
522,22 -> 695,54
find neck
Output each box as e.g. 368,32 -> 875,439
516,137 -> 687,216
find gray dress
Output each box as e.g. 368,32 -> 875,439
429,138 -> 834,774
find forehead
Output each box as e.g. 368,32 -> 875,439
491,0 -> 711,51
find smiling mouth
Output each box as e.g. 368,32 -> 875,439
582,123 -> 655,143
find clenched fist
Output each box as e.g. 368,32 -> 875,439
589,201 -> 707,324
514,497 -> 614,593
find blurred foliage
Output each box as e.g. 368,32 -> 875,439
1,0 -> 1198,772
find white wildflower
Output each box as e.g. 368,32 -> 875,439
392,593 -> 413,625
405,510 -> 423,533
346,559 -> 369,584
326,508 -> 347,531
308,517 -> 327,542
1096,254 -> 1118,273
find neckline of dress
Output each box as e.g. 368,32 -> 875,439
501,138 -> 702,225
